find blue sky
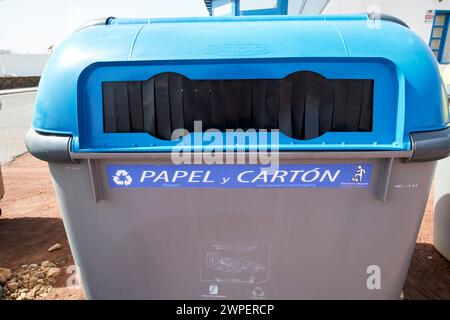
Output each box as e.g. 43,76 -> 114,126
0,0 -> 209,53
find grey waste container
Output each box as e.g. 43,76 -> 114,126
0,165 -> 4,216
434,157 -> 450,261
0,165 -> 4,201
26,14 -> 450,299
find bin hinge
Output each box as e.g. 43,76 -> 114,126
25,129 -> 74,163
408,126 -> 450,162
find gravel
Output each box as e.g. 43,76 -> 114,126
0,260 -> 61,300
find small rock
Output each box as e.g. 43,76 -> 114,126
46,267 -> 61,278
28,276 -> 38,288
48,243 -> 62,252
19,269 -> 30,276
0,268 -> 12,284
427,255 -> 433,260
41,261 -> 52,268
29,288 -> 37,297
6,281 -> 19,291
29,263 -> 38,268
16,293 -> 26,300
21,265 -> 28,269
37,279 -> 44,284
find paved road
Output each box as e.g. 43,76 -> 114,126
0,92 -> 36,165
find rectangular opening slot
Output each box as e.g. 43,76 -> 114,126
102,71 -> 373,140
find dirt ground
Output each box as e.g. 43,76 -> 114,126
0,153 -> 83,299
0,153 -> 449,300
402,184 -> 450,299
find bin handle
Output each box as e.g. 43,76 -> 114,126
367,13 -> 409,28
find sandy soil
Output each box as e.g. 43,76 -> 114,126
0,153 -> 449,300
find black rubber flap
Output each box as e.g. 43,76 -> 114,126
102,72 -> 373,140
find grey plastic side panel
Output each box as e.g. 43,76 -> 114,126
49,158 -> 435,299
25,129 -> 72,163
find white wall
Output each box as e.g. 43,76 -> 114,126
288,0 -> 329,15
0,0 -> 209,54
0,53 -> 50,77
323,0 -> 450,43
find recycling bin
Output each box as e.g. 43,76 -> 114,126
434,157 -> 450,261
26,13 -> 450,299
0,165 -> 4,213
434,70 -> 450,262
0,165 -> 4,216
0,165 -> 4,200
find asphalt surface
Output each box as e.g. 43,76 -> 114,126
0,91 -> 36,165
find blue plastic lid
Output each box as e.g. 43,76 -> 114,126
32,15 -> 449,153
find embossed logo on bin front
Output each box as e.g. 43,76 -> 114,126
206,44 -> 271,56
106,164 -> 372,189
201,243 -> 271,285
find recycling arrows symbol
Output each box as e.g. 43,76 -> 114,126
112,170 -> 133,186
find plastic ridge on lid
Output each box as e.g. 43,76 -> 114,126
106,14 -> 370,25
